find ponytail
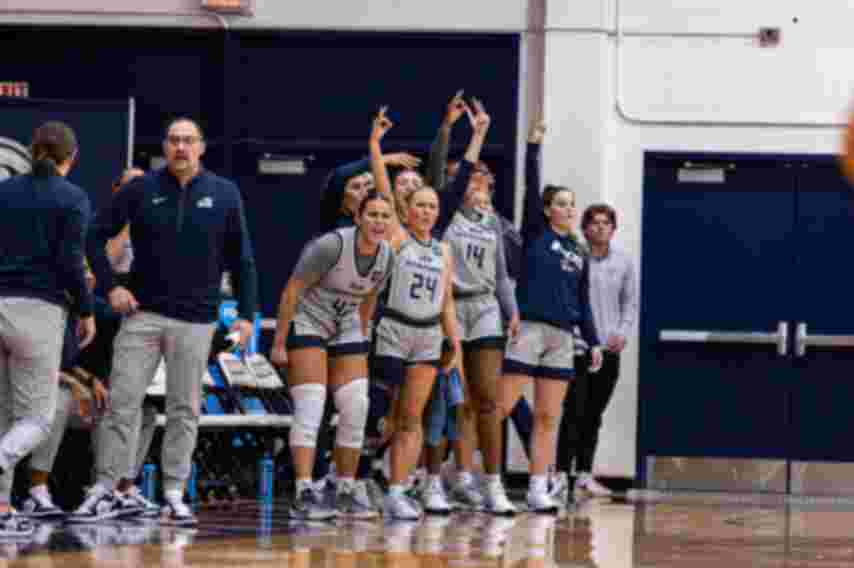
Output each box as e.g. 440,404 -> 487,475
31,156 -> 58,178
29,121 -> 78,179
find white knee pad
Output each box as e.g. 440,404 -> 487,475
289,383 -> 327,448
333,378 -> 369,449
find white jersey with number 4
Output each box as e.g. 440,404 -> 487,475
298,227 -> 392,334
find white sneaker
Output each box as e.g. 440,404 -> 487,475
160,493 -> 197,527
482,482 -> 516,516
526,488 -> 560,514
576,473 -> 612,497
421,479 -> 452,515
384,492 -> 422,521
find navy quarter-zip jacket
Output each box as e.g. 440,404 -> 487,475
87,168 -> 258,323
516,143 -> 598,346
0,173 -> 93,316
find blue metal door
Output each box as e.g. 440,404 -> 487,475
788,162 -> 854,494
638,154 -> 798,492
640,153 -> 854,494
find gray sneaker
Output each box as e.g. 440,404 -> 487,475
289,488 -> 336,521
336,487 -> 379,519
449,478 -> 485,511
364,478 -> 386,511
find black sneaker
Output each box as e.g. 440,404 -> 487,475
19,492 -> 65,520
67,487 -> 122,524
0,512 -> 34,539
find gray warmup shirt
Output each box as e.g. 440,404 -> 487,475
587,246 -> 637,345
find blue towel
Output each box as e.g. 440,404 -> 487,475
425,367 -> 465,446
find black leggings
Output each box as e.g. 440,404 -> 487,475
556,351 -> 621,473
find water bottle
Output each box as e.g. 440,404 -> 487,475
188,462 -> 198,503
142,463 -> 157,501
258,455 -> 274,505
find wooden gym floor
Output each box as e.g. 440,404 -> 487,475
3,494 -> 854,567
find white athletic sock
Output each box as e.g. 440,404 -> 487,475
29,485 -> 49,500
457,471 -> 475,486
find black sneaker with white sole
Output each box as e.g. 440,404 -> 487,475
0,512 -> 34,539
67,487 -> 123,524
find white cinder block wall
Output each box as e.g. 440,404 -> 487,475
544,0 -> 854,477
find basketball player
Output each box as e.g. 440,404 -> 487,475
271,191 -> 394,520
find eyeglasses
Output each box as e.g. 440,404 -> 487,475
165,135 -> 201,146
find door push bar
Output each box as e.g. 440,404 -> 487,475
795,323 -> 854,357
659,322 -> 788,356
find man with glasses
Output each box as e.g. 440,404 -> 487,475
70,118 -> 258,526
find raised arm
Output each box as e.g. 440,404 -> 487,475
369,106 -> 408,246
319,153 -> 419,234
521,121 -> 547,243
435,98 -> 491,235
427,91 -> 466,191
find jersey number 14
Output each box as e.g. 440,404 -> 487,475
466,243 -> 485,269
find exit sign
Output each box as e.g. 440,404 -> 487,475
0,82 -> 28,97
201,0 -> 253,15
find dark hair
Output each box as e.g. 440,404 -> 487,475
30,121 -> 78,178
164,116 -> 205,141
357,189 -> 392,217
581,203 -> 617,231
542,184 -> 574,211
542,184 -> 579,242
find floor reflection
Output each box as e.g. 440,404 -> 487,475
7,495 -> 854,567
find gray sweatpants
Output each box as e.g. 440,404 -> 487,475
95,311 -> 214,494
0,298 -> 66,503
31,385 -> 157,480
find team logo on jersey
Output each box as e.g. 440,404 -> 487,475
551,241 -> 583,272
